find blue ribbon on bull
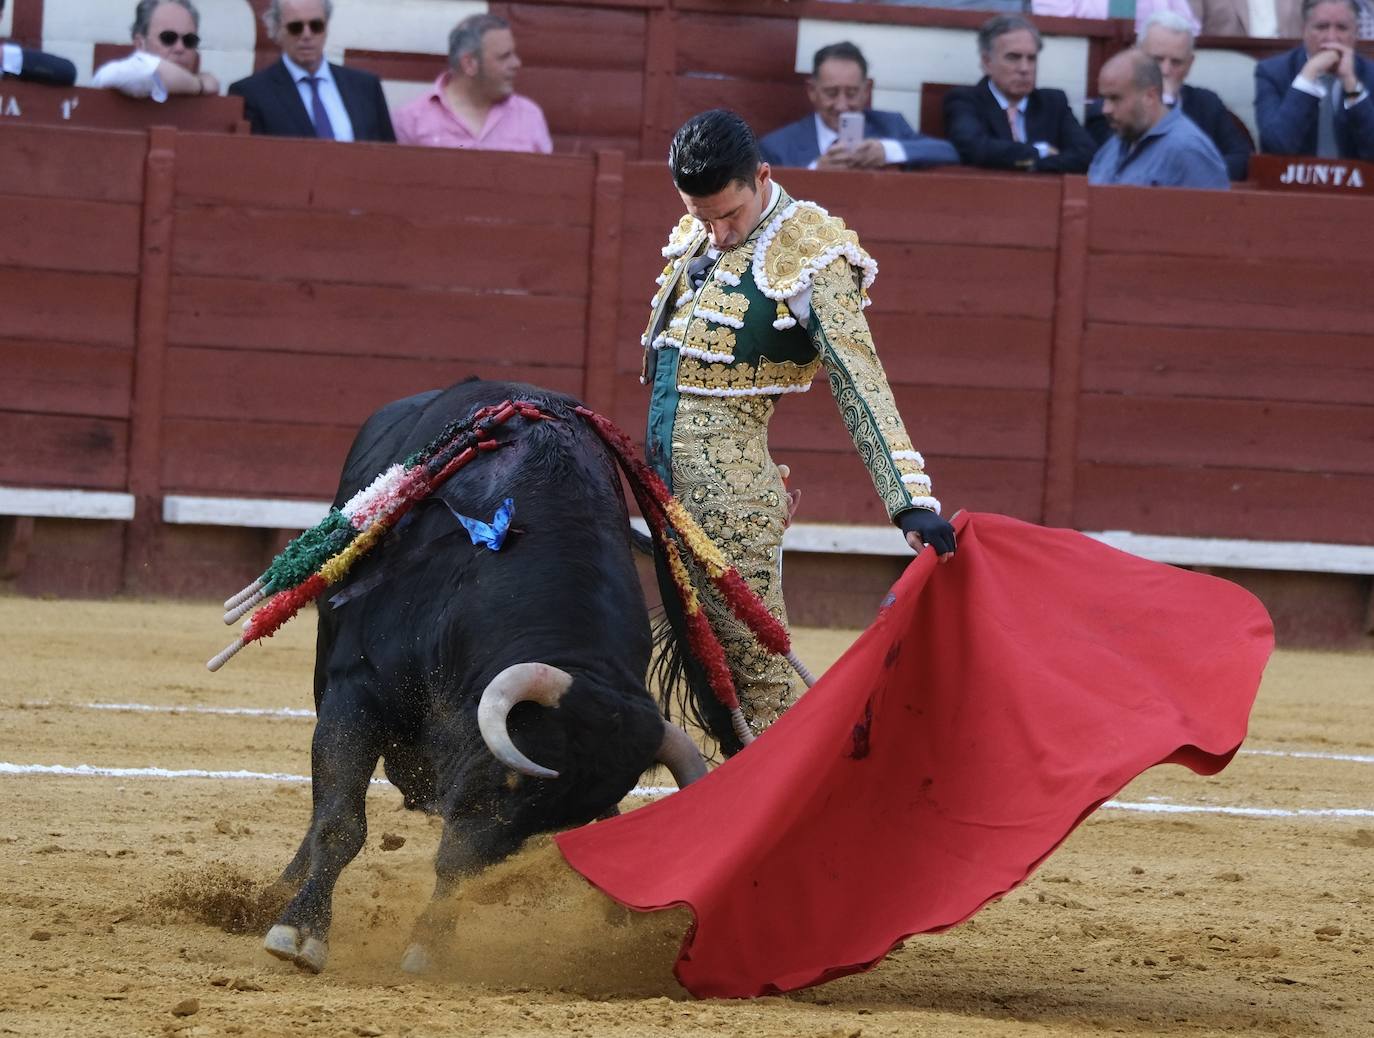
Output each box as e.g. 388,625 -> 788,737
454,497 -> 515,550
328,498 -> 515,608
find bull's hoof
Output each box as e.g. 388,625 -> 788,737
400,942 -> 431,975
264,924 -> 329,974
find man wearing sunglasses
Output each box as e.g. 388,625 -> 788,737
228,0 -> 394,142
92,0 -> 218,100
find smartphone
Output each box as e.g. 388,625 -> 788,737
837,111 -> 864,149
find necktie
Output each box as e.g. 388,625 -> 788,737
305,76 -> 336,140
1316,74 -> 1339,158
1005,104 -> 1023,143
686,253 -> 713,291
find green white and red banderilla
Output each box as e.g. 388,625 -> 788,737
574,406 -> 811,746
208,400 -> 552,672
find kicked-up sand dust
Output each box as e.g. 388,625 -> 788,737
0,594 -> 1371,1037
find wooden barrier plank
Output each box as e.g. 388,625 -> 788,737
0,413 -> 129,489
0,124 -> 145,203
1083,324 -> 1374,407
1078,394 -> 1374,475
0,196 -> 141,275
159,419 -> 358,497
0,268 -> 137,347
518,66 -> 645,143
167,277 -> 586,358
174,133 -> 594,223
676,11 -> 799,81
0,340 -> 133,418
162,347 -> 583,424
1087,185 -> 1374,261
171,208 -> 591,295
1072,463 -> 1374,545
673,77 -> 807,148
755,453 -> 1044,525
493,4 -> 649,70
779,170 -> 1062,248
1085,254 -> 1372,335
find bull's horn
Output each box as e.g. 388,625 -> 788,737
656,721 -> 707,788
477,662 -> 572,780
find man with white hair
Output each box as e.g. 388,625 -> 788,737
393,13 -> 551,152
228,0 -> 393,141
1085,12 -> 1253,180
91,0 -> 218,99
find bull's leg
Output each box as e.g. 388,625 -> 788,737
264,707 -> 380,974
399,816 -> 526,974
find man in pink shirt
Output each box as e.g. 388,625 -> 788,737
394,14 -> 552,153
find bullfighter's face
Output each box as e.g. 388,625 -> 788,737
678,163 -> 773,251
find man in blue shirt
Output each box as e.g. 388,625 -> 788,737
1089,49 -> 1229,189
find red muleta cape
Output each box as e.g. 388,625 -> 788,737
555,512 -> 1273,999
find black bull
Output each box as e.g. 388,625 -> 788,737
263,380 -> 706,974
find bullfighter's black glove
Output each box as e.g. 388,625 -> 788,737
898,507 -> 956,557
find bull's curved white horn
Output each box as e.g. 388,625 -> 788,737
656,721 -> 707,788
477,662 -> 573,780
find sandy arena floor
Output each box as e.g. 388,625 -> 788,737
0,594 -> 1370,1037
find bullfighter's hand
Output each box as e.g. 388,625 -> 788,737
899,508 -> 956,564
777,464 -> 801,529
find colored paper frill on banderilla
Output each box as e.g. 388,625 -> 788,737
555,511 -> 1273,1000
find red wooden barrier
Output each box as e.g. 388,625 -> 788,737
1,120 -> 1373,605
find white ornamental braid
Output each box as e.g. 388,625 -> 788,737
679,345 -> 735,364
694,307 -> 745,330
661,217 -> 705,259
677,382 -> 814,399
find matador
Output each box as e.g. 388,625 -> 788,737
642,110 -> 957,743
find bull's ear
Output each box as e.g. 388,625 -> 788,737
477,663 -> 572,779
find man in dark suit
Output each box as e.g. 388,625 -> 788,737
1085,13 -> 1252,180
1255,0 -> 1374,159
0,0 -> 76,85
943,14 -> 1097,173
758,41 -> 957,170
228,0 -> 394,142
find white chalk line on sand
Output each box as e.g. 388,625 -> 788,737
0,762 -> 1370,820
16,701 -> 1374,766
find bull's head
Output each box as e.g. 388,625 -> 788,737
477,663 -> 706,788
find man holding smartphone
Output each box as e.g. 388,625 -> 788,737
759,42 -> 957,169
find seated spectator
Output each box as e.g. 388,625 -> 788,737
1085,13 -> 1253,180
91,0 -> 218,100
394,14 -> 550,153
228,0 -> 394,141
1033,0 -> 1201,36
1255,0 -> 1374,159
943,15 -> 1097,174
1089,49 -> 1229,188
1,0 -> 76,85
1189,0 -> 1304,37
758,41 -> 957,169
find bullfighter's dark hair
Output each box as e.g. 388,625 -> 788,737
668,109 -> 762,198
812,41 -> 868,79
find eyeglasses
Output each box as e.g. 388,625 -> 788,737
285,19 -> 327,36
157,29 -> 200,48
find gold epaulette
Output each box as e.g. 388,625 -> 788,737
662,214 -> 705,258
752,200 -> 877,303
